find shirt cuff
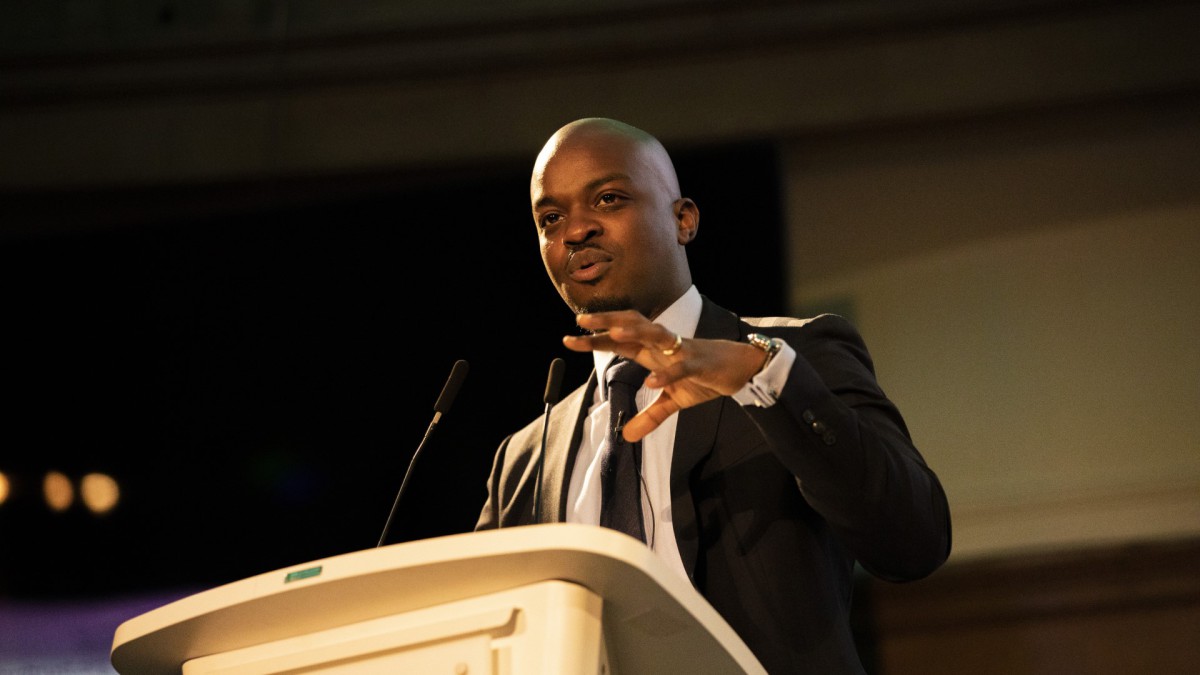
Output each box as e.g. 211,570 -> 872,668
732,339 -> 795,408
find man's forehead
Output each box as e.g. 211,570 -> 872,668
532,133 -> 658,185
540,127 -> 639,167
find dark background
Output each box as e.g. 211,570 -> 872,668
0,141 -> 786,602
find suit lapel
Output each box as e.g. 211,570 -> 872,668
671,297 -> 744,580
540,371 -> 599,523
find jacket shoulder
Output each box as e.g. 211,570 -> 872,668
744,312 -> 858,336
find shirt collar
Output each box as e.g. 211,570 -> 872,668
592,285 -> 702,380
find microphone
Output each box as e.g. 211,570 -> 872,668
376,359 -> 469,548
533,358 -> 565,524
544,357 -> 566,408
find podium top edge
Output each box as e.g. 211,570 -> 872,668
110,523 -> 764,675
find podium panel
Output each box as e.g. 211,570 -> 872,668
182,581 -> 606,675
112,524 -> 766,674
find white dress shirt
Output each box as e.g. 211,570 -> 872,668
565,285 -> 796,582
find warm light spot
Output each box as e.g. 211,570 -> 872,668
81,473 -> 120,514
0,471 -> 9,505
44,471 -> 74,512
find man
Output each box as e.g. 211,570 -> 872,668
475,117 -> 951,674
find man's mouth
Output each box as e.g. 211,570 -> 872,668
567,248 -> 612,282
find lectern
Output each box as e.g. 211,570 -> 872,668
111,524 -> 767,674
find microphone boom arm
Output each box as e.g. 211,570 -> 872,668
376,359 -> 469,548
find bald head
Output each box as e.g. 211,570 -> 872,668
533,118 -> 682,202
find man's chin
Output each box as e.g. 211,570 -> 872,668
570,294 -> 634,316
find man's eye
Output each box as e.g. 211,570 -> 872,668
540,213 -> 561,228
598,193 -> 620,205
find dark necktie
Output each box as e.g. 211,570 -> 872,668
600,358 -> 649,543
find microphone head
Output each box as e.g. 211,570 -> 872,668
543,357 -> 566,405
434,359 -> 469,414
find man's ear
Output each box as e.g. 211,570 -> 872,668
675,198 -> 699,244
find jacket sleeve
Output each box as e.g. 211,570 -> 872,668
474,434 -> 513,531
743,314 -> 952,581
475,417 -> 544,531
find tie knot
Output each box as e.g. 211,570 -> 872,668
606,358 -> 648,389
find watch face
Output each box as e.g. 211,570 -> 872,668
748,333 -> 780,357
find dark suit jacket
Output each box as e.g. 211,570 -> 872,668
476,296 -> 952,674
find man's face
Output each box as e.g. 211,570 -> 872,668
530,129 -> 692,319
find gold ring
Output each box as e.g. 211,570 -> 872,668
661,333 -> 683,356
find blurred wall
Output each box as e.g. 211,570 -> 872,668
7,1 -> 1197,191
5,0 -> 1198,560
5,0 -> 1198,551
3,2 -> 1199,671
785,107 -> 1200,560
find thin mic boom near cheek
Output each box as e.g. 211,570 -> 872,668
376,359 -> 469,548
533,358 -> 566,524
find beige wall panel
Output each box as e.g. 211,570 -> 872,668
790,202 -> 1200,559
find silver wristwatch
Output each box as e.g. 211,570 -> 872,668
746,333 -> 782,369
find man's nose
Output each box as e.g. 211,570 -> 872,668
563,210 -> 600,245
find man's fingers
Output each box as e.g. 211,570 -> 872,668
575,310 -> 644,334
563,334 -> 599,352
622,394 -> 680,443
563,333 -> 630,354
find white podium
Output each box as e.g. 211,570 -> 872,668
111,524 -> 767,674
